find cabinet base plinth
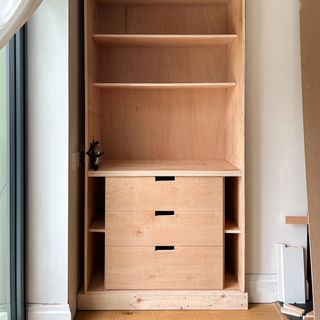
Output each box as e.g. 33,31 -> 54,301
78,290 -> 248,310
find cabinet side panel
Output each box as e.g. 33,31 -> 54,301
226,0 -> 245,292
85,0 -> 102,291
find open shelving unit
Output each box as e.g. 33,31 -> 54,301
79,0 -> 246,310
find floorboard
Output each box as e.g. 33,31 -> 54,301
76,304 -> 283,320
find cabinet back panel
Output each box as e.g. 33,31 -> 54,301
88,87 -> 102,142
97,46 -> 229,83
100,89 -> 226,160
96,5 -> 228,34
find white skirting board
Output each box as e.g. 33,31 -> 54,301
28,304 -> 71,320
246,274 -> 277,303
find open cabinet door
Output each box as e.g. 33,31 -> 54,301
300,1 -> 320,319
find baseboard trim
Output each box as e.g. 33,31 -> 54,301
246,274 -> 278,303
28,304 -> 71,320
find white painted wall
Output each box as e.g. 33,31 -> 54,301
27,0 -> 70,318
0,44 -> 9,313
246,0 -> 308,300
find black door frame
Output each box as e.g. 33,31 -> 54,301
9,25 -> 27,320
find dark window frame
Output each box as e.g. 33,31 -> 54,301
9,25 -> 27,320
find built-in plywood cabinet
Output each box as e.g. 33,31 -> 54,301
79,0 -> 247,310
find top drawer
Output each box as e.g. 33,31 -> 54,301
106,177 -> 223,211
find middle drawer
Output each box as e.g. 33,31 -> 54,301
106,210 -> 223,246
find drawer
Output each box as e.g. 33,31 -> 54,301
105,246 -> 223,290
106,210 -> 223,246
105,177 -> 223,211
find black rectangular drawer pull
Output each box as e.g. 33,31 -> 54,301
155,210 -> 175,216
155,246 -> 175,251
155,176 -> 175,182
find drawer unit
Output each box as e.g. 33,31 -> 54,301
106,210 -> 223,246
105,246 -> 223,290
105,177 -> 224,211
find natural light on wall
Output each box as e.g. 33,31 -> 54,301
0,0 -> 42,48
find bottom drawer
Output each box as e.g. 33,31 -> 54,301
105,246 -> 223,290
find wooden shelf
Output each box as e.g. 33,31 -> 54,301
225,220 -> 240,234
285,216 -> 308,225
89,215 -> 105,233
92,82 -> 236,90
98,0 -> 231,5
88,160 -> 242,177
93,34 -> 237,47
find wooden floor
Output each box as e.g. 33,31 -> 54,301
76,304 -> 285,320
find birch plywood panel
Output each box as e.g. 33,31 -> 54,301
97,46 -> 230,83
101,89 -> 227,161
225,0 -> 245,291
96,4 -> 229,34
105,177 -> 224,211
105,246 -> 223,290
300,1 -> 320,318
106,210 -> 223,246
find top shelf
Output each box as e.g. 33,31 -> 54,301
98,0 -> 231,5
93,34 -> 237,47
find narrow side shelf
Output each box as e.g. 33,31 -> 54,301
89,215 -> 105,233
92,82 -> 237,90
225,219 -> 240,234
88,160 -> 242,177
93,34 -> 238,47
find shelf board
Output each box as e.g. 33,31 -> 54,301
98,0 -> 231,5
93,34 -> 237,47
92,82 -> 236,90
89,215 -> 105,233
88,160 -> 241,177
225,220 -> 240,234
285,215 -> 308,225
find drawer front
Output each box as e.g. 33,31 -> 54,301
105,177 -> 223,211
105,246 -> 223,290
106,210 -> 223,246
